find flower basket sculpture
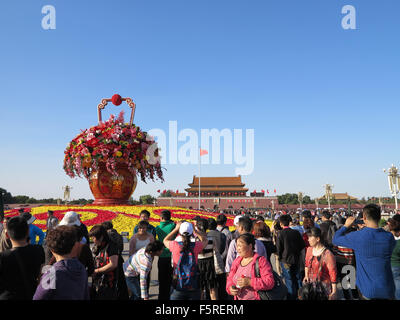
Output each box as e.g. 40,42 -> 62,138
63,94 -> 164,205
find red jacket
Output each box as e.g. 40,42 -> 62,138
226,253 -> 275,300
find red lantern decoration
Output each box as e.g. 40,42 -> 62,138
111,94 -> 122,106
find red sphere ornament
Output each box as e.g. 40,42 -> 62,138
111,94 -> 122,106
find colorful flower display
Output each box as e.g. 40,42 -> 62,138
3,206 -> 272,235
63,111 -> 164,183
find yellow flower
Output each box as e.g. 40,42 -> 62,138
115,151 -> 122,157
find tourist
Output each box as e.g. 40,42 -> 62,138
232,215 -> 242,240
276,214 -> 305,300
129,220 -> 155,256
0,217 -> 12,253
226,233 -> 275,300
0,217 -> 45,300
163,221 -> 208,300
45,210 -> 59,235
253,221 -> 276,265
196,218 -> 220,300
33,226 -> 90,300
388,214 -> 400,300
102,221 -> 124,255
303,227 -> 337,300
123,241 -> 164,300
20,212 -> 44,246
133,210 -> 156,237
90,225 -> 129,300
207,217 -> 227,300
333,204 -> 396,300
332,224 -> 359,300
59,211 -> 89,244
216,214 -> 233,264
319,211 -> 338,251
225,216 -> 267,274
155,210 -> 176,301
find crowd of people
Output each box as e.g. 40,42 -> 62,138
0,204 -> 399,301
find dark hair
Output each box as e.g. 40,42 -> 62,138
216,214 -> 227,225
89,225 -> 110,243
237,233 -> 256,250
145,240 -> 164,254
238,216 -> 253,233
6,217 -> 29,241
161,210 -> 171,221
302,210 -> 312,219
253,221 -> 271,238
207,218 -> 217,230
196,218 -> 208,233
306,227 -> 326,246
279,214 -> 292,227
46,226 -> 78,255
322,211 -> 331,219
102,221 -> 113,230
362,204 -> 381,224
255,215 -> 265,222
388,215 -> 400,232
298,282 -> 329,300
139,210 -> 150,218
273,219 -> 282,231
138,220 -> 149,230
72,225 -> 84,241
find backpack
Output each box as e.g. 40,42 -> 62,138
172,242 -> 199,291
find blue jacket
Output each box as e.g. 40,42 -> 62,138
29,224 -> 45,245
333,226 -> 396,299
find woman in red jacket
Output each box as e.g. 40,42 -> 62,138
226,233 -> 275,300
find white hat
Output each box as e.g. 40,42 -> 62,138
179,222 -> 194,235
234,215 -> 243,226
59,211 -> 81,227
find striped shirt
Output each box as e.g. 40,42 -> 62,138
198,236 -> 214,260
123,247 -> 153,299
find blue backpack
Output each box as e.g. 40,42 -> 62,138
173,242 -> 199,291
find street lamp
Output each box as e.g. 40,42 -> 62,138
324,184 -> 334,210
383,164 -> 400,211
298,192 -> 304,210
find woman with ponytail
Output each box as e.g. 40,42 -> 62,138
163,221 -> 208,300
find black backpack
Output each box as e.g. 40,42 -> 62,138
219,228 -> 227,254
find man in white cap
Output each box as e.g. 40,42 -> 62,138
59,211 -> 89,244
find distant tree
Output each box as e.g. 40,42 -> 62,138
159,190 -> 174,198
0,188 -> 13,204
140,195 -> 155,205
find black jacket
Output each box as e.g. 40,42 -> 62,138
276,228 -> 305,265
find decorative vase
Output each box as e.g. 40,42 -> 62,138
89,163 -> 137,205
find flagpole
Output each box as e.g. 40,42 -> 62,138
198,149 -> 201,210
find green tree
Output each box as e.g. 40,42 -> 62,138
140,195 -> 155,205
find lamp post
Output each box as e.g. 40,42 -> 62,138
383,164 -> 400,211
324,184 -> 334,210
298,192 -> 303,210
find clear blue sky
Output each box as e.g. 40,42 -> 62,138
1,0 -> 400,200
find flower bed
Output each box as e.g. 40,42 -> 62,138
3,206 -> 254,235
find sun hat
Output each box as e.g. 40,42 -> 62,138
59,211 -> 81,227
233,215 -> 243,226
20,212 -> 36,224
179,221 -> 194,235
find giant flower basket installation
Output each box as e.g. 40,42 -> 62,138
63,94 -> 164,205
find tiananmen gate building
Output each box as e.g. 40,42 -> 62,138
156,175 -> 278,210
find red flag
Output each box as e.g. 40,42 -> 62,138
176,189 -> 179,194
200,149 -> 208,156
267,190 -> 269,194
163,190 -> 166,193
261,189 -> 265,193
253,190 -> 256,193
157,189 -> 160,193
274,189 -> 276,193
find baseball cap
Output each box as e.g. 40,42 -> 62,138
179,221 -> 194,235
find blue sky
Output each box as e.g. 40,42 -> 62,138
1,0 -> 400,200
